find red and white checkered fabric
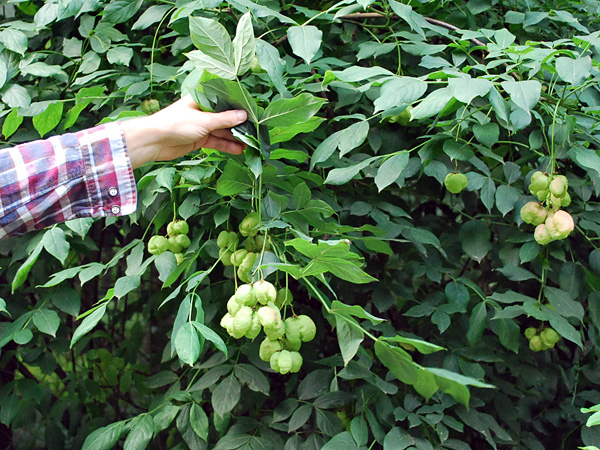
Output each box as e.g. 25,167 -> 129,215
0,122 -> 137,239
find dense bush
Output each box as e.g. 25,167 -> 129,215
1,0 -> 600,449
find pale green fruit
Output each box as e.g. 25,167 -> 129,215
227,295 -> 241,316
553,210 -> 574,238
549,176 -> 567,197
259,338 -> 282,362
276,349 -> 293,374
168,235 -> 184,254
148,235 -> 169,255
265,320 -> 285,340
520,202 -> 547,226
534,224 -> 553,245
167,220 -> 189,236
219,248 -> 233,266
237,267 -> 252,283
235,284 -> 257,306
529,335 -> 543,352
444,172 -> 468,194
524,327 -> 537,340
171,234 -> 191,249
245,312 -> 261,340
257,305 -> 281,328
175,253 -> 185,265
536,189 -> 549,202
240,252 -> 258,271
275,288 -> 293,308
254,280 -> 277,305
289,351 -> 303,373
244,236 -> 257,252
560,191 -> 571,207
232,249 -> 248,266
254,234 -> 271,251
284,317 -> 302,344
540,328 -> 560,347
239,212 -> 260,237
217,231 -> 238,249
220,313 -> 233,329
231,306 -> 253,338
529,171 -> 550,193
284,338 -> 301,351
269,351 -> 281,372
545,213 -> 563,240
296,315 -> 317,342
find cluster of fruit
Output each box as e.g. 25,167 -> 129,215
520,171 -> 575,245
524,327 -> 560,352
220,280 -> 316,374
147,220 -> 191,264
217,212 -> 270,282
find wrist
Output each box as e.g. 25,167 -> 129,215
121,116 -> 166,169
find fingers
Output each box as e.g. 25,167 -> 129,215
201,109 -> 248,132
202,135 -> 246,155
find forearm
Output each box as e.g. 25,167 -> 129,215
0,122 -> 137,239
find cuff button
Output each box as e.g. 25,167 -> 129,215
111,205 -> 121,215
109,187 -> 118,197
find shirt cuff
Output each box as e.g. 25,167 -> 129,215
77,121 -> 137,220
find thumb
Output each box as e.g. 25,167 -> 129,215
204,109 -> 248,131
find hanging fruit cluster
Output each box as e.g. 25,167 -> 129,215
147,219 -> 191,264
520,171 -> 575,245
524,327 -> 560,352
217,212 -> 270,282
220,279 -> 315,374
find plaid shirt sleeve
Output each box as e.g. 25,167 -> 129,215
0,121 -> 137,239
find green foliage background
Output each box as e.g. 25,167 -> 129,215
1,0 -> 600,449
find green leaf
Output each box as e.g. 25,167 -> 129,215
383,427 -> 415,450
375,151 -> 410,192
288,404 -> 313,432
2,108 -> 23,139
234,364 -> 270,395
473,122 -> 500,148
410,87 -> 453,120
0,298 -> 9,317
459,221 -> 492,263
33,308 -> 60,337
544,286 -> 584,321
12,239 -> 44,293
374,339 -> 419,385
255,39 -> 288,95
388,0 -> 426,37
287,25 -> 322,64
189,16 -> 234,64
500,80 -> 541,112
495,184 -> 520,216
325,157 -> 378,185
556,55 -> 592,86
202,77 -> 259,123
81,421 -> 126,450
321,432 -> 358,450
335,315 -> 364,366
448,77 -> 492,104
330,300 -> 385,325
0,29 -> 28,55
373,77 -> 427,112
131,5 -> 172,30
382,335 -> 445,354
189,404 -> 209,441
466,302 -> 486,346
212,374 -> 241,416
216,160 -> 253,196
123,415 -> 154,450
50,287 -> 81,317
33,101 -> 63,138
175,322 -> 201,366
70,303 -> 108,348
233,12 -> 255,75
107,46 -> 133,66
102,0 -> 145,24
260,93 -> 326,128
114,275 -> 141,299
42,227 -> 70,265
192,321 -> 228,357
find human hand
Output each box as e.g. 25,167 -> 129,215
122,95 -> 248,169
